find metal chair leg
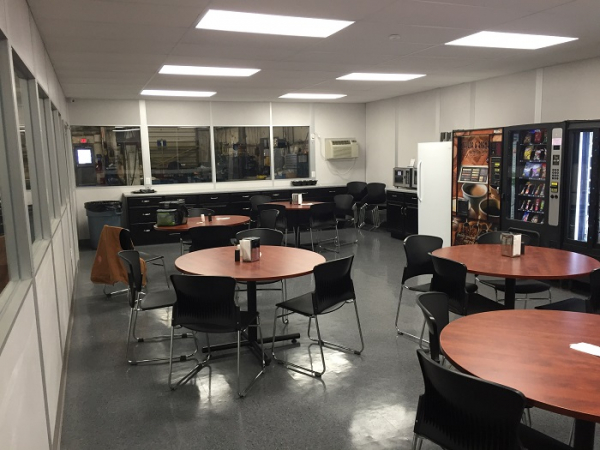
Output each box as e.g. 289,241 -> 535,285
103,284 -> 128,297
306,300 -> 364,355
169,332 -> 210,390
395,285 -> 430,346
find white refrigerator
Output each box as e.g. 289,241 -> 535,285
417,142 -> 452,247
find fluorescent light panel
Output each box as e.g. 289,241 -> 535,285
446,31 -> 577,50
337,73 -> 425,81
141,90 -> 216,98
280,93 -> 346,100
159,65 -> 260,77
197,9 -> 353,38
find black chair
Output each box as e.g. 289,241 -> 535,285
118,250 -> 195,365
169,274 -> 265,397
333,194 -> 358,245
430,254 -> 505,316
308,202 -> 339,252
346,181 -> 367,202
416,292 -> 449,364
536,267 -> 600,313
395,235 -> 444,342
359,182 -> 387,230
179,208 -> 215,254
476,230 -> 551,308
188,225 -> 239,252
413,349 -> 573,450
119,228 -> 169,287
271,255 -> 364,378
258,208 -> 279,229
249,195 -> 272,226
257,203 -> 289,244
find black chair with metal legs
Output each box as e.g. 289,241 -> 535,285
179,208 -> 215,254
119,228 -> 170,287
249,194 -> 272,227
257,208 -> 279,229
188,225 -> 239,252
257,203 -> 289,244
476,230 -> 551,308
271,255 -> 364,378
395,235 -> 443,345
346,181 -> 367,202
358,182 -> 386,230
333,194 -> 358,246
415,292 -> 449,364
412,349 -> 573,450
118,250 -> 196,365
536,267 -> 600,313
169,274 -> 265,397
308,202 -> 339,253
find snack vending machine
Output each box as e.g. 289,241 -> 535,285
502,122 -> 566,248
451,128 -> 503,245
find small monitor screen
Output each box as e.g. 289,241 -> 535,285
76,148 -> 93,166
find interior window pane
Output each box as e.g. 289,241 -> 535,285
14,69 -> 35,242
272,126 -> 310,179
71,126 -> 142,187
0,196 -> 7,293
149,126 -> 212,184
568,131 -> 593,242
214,126 -> 270,182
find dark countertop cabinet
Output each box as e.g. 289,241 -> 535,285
387,190 -> 419,240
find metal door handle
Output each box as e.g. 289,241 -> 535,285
417,160 -> 423,202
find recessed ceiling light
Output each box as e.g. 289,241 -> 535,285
279,93 -> 347,100
159,65 -> 260,77
141,90 -> 216,98
197,9 -> 353,38
445,31 -> 578,50
337,73 -> 426,81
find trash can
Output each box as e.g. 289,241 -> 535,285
85,201 -> 122,249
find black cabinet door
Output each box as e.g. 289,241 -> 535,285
387,203 -> 403,230
404,204 -> 419,236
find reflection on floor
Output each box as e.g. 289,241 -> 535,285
61,227 -> 599,449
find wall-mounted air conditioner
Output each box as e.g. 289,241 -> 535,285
325,138 -> 359,160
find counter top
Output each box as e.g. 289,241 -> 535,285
123,184 -> 345,198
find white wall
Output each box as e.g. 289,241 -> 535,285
71,100 -> 367,239
0,1 -> 76,450
366,98 -> 396,186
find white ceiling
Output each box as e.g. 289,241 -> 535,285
27,0 -> 600,103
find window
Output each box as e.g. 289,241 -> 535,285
214,126 -> 270,182
71,126 -> 142,186
272,126 -> 310,179
149,126 -> 212,184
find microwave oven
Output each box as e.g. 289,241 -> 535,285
393,167 -> 417,189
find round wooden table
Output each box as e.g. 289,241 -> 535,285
175,246 -> 325,363
154,215 -> 250,231
268,201 -> 323,247
432,244 -> 600,309
441,310 -> 600,450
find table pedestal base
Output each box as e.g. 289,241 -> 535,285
574,419 -> 595,450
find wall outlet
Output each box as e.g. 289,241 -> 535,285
145,177 -> 151,186
311,171 -> 316,178
310,133 -> 316,141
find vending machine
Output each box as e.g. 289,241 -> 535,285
561,120 -> 600,258
451,128 -> 503,245
502,122 -> 567,248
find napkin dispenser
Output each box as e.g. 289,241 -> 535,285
292,193 -> 303,205
240,237 -> 260,262
500,232 -> 521,257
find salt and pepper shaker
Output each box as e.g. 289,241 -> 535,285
208,214 -> 212,222
235,245 -> 240,262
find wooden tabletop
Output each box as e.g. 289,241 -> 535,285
441,310 -> 600,422
154,215 -> 250,231
432,244 -> 600,279
268,201 -> 323,210
175,245 -> 326,282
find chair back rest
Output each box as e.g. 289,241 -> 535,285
507,227 -> 539,246
416,292 -> 449,363
119,228 -> 134,250
188,226 -> 238,251
236,228 -> 284,246
475,231 -> 503,244
309,202 -> 336,228
415,349 -> 525,450
250,195 -> 272,212
334,194 -> 354,216
362,182 -> 386,204
430,255 -> 468,314
588,268 -> 600,313
189,208 -> 215,218
118,250 -> 143,308
258,209 -> 279,229
312,255 -> 355,314
258,203 -> 287,229
346,181 -> 367,201
402,235 -> 443,283
170,275 -> 239,331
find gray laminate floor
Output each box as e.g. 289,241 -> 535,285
60,227 -> 598,449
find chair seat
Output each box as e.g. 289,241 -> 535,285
519,423 -> 574,450
178,311 -> 259,334
139,289 -> 176,310
405,282 -> 432,293
479,277 -> 550,294
535,297 -> 588,313
449,292 -> 505,316
276,292 -> 314,316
